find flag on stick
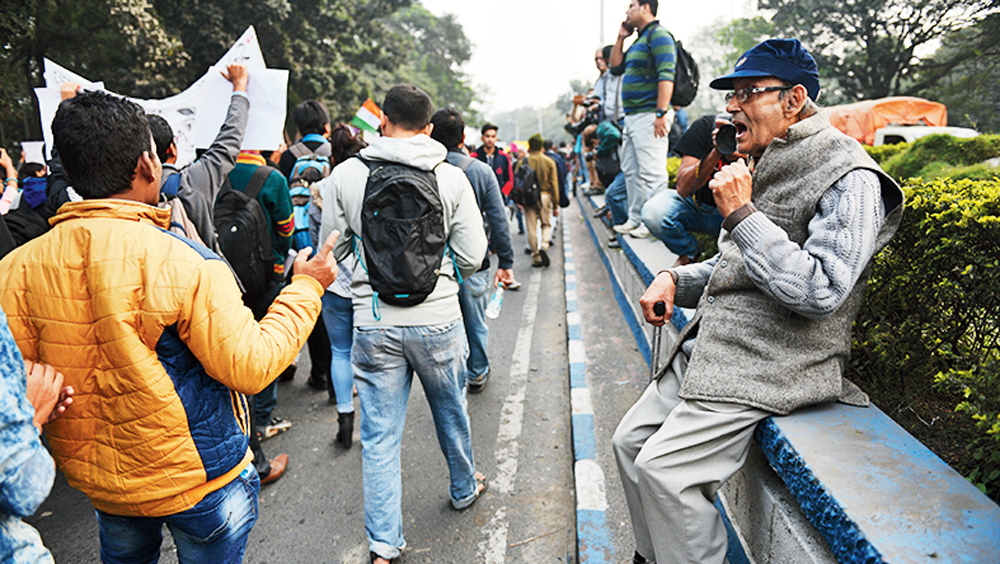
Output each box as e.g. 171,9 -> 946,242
350,99 -> 383,134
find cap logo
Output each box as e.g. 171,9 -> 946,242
736,57 -> 747,67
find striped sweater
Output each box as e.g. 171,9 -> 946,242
611,21 -> 676,114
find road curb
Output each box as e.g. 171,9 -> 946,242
562,213 -> 615,563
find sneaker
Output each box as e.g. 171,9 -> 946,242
613,220 -> 640,234
592,206 -> 608,218
260,453 -> 289,485
627,224 -> 651,239
505,279 -> 522,291
256,417 -> 292,442
608,237 -> 621,249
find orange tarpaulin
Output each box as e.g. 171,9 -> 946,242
826,97 -> 948,145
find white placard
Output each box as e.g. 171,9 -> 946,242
21,142 -> 46,165
34,26 -> 286,166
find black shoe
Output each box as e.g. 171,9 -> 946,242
278,363 -> 296,382
592,206 -> 607,218
337,411 -> 354,449
539,249 -> 550,267
524,247 -> 532,254
306,373 -> 328,391
633,551 -> 648,564
370,552 -> 394,564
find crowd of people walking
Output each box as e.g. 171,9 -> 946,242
0,1 -> 906,563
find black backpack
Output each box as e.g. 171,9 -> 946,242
644,24 -> 699,107
214,166 -> 274,297
357,157 -> 447,308
2,204 -> 49,251
511,158 -> 541,207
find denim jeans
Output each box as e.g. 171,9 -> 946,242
621,112 -> 671,224
642,190 -> 723,259
458,269 -> 491,382
95,464 -> 259,564
321,291 -> 355,413
352,320 -> 476,560
604,171 -> 629,226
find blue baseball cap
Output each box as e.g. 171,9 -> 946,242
710,39 -> 821,101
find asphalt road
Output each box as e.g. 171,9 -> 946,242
27,219 -> 578,564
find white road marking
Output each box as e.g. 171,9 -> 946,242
477,270 -> 543,564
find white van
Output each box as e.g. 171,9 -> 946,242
873,125 -> 980,146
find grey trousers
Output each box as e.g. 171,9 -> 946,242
612,363 -> 770,564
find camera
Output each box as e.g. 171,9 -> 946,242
715,114 -> 738,155
565,98 -> 603,136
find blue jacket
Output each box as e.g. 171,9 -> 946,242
446,150 -> 514,271
0,309 -> 55,563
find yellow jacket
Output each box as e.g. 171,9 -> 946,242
0,199 -> 322,517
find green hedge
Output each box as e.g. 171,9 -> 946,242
851,177 -> 1000,500
878,134 -> 1000,181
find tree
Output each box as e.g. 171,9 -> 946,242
760,0 -> 997,103
386,5 -> 479,123
0,0 -> 481,151
918,12 -> 1000,133
2,0 -> 190,145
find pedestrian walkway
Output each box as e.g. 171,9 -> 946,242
560,200 -> 654,562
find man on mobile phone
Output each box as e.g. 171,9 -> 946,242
608,0 -> 676,240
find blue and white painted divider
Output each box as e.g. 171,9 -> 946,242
563,220 -> 615,563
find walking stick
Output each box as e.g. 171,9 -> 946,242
649,301 -> 666,383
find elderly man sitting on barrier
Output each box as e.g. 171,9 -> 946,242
612,39 -> 905,564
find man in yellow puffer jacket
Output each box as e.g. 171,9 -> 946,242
0,91 -> 340,563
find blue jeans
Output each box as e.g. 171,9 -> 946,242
95,464 -> 259,564
604,171 -> 629,226
321,291 -> 355,413
642,190 -> 723,259
352,320 -> 476,560
253,380 -> 277,428
458,269 -> 491,382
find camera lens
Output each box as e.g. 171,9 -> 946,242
716,123 -> 738,155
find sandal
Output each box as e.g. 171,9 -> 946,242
452,472 -> 488,510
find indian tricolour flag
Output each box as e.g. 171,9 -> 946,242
350,99 -> 383,134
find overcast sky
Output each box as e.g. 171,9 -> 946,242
419,0 -> 758,116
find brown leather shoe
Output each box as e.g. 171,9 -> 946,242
260,453 -> 289,485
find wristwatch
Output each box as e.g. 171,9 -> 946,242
655,108 -> 668,118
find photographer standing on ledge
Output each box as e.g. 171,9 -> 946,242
612,39 -> 904,564
641,114 -> 744,267
608,0 -> 675,240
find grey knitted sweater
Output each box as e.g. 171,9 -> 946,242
667,112 -> 904,415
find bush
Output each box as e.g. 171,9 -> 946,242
667,156 -> 681,189
864,143 -> 908,165
881,134 -> 1000,180
851,176 -> 1000,501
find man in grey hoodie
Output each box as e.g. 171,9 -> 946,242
318,85 -> 488,564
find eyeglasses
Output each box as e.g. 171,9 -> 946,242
724,85 -> 793,103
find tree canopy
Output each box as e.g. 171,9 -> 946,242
0,0 -> 479,150
760,0 -> 997,103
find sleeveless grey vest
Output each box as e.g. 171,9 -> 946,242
668,113 -> 904,415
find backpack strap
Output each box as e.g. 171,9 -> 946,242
244,165 -> 274,201
288,141 -> 311,160
458,156 -> 476,172
161,171 -> 182,199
